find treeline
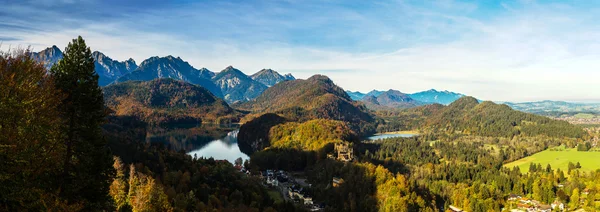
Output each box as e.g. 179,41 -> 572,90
104,116 -> 299,211
237,75 -> 378,136
424,97 -> 587,138
0,38 -> 113,210
357,135 -> 600,211
269,119 -> 358,150
0,37 -> 296,211
372,97 -> 587,139
103,78 -> 240,125
306,160 -> 437,212
372,104 -> 443,133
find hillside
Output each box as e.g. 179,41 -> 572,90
268,119 -> 358,150
237,75 -> 376,152
114,56 -> 223,97
239,75 -> 375,132
423,96 -> 586,138
212,66 -> 268,103
103,78 -> 238,125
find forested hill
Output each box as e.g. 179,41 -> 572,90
103,78 -> 238,125
241,74 -> 352,110
238,74 -> 376,135
423,96 -> 587,138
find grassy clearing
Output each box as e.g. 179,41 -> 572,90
504,148 -> 600,173
574,113 -> 597,119
267,190 -> 284,204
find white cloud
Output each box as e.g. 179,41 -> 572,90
2,0 -> 600,102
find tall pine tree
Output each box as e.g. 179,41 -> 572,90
50,36 -> 114,209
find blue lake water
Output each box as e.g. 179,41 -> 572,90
145,125 -> 249,163
366,133 -> 417,141
187,130 -> 249,163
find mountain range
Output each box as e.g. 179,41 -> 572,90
250,69 -> 295,87
346,89 -> 466,108
212,66 -> 269,103
35,45 -> 598,113
32,46 -> 296,104
362,89 -> 422,109
92,51 -> 138,86
114,55 -> 223,97
31,45 -> 137,86
409,89 -> 465,105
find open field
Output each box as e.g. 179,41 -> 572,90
267,190 -> 284,203
504,148 -> 600,173
574,113 -> 598,119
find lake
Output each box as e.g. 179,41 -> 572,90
365,133 -> 417,141
146,124 -> 249,163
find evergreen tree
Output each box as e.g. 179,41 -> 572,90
50,36 -> 114,209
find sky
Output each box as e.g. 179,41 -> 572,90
1,0 -> 600,102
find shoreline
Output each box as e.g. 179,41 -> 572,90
375,130 -> 420,135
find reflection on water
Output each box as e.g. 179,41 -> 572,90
366,133 -> 417,141
187,130 -> 249,163
146,124 -> 248,163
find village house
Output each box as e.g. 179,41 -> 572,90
537,204 -> 551,212
508,194 -> 521,201
332,177 -> 344,187
266,176 -> 279,187
551,200 -> 565,211
288,184 -> 313,205
302,194 -> 313,205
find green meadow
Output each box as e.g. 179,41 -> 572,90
504,147 -> 600,173
573,113 -> 597,119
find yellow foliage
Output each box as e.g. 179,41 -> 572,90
268,119 -> 356,150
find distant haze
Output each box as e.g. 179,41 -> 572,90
2,0 -> 600,102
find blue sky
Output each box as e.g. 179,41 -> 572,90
2,0 -> 600,102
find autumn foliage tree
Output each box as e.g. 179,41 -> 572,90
0,49 -> 78,210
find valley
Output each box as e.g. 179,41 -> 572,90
3,37 -> 600,212
5,1 -> 600,211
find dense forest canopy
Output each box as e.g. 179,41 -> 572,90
374,96 -> 586,139
238,75 -> 377,136
268,119 -> 358,151
103,78 -> 240,125
423,96 -> 587,138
